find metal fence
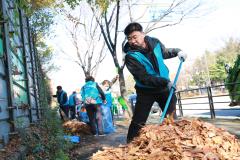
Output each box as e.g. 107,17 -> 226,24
0,0 -> 40,148
176,82 -> 240,119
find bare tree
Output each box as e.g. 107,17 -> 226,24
125,0 -> 205,33
89,0 -> 204,108
64,0 -> 209,116
83,0 -> 135,117
59,4 -> 107,77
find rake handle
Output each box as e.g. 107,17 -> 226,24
160,59 -> 184,124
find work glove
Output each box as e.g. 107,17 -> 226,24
178,51 -> 187,62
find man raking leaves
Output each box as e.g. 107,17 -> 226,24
123,22 -> 187,143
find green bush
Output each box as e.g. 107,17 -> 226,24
20,68 -> 72,159
20,107 -> 71,160
226,54 -> 240,105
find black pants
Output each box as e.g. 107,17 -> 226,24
85,104 -> 103,135
69,105 -> 76,119
127,91 -> 177,143
59,105 -> 69,120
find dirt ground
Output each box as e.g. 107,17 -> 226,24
68,118 -> 129,160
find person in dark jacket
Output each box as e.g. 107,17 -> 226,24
81,76 -> 106,136
123,22 -> 187,143
55,86 -> 68,120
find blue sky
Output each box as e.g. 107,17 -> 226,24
48,0 -> 240,94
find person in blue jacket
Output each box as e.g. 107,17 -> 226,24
101,80 -> 116,134
81,76 -> 106,136
68,91 -> 77,119
55,86 -> 68,120
123,22 -> 187,143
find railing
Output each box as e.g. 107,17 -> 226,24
176,82 -> 240,119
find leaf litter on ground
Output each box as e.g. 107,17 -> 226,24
92,119 -> 240,160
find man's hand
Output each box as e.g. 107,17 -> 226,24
178,51 -> 187,62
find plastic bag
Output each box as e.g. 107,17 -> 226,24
80,112 -> 89,123
101,104 -> 115,134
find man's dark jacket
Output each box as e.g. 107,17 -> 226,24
123,36 -> 180,94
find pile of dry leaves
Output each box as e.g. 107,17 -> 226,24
63,120 -> 91,136
92,119 -> 240,160
0,135 -> 22,159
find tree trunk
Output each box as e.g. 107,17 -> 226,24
118,68 -> 133,118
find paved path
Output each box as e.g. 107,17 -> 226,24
178,96 -> 240,118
